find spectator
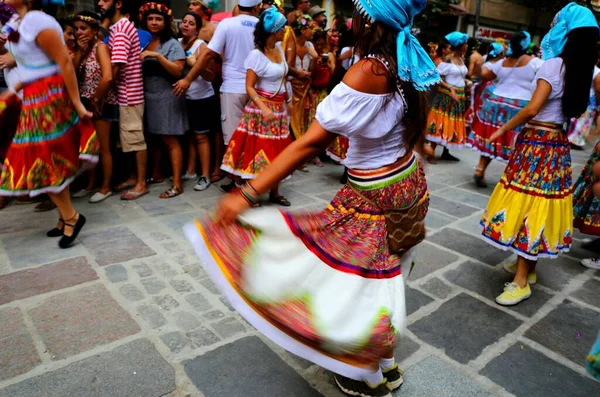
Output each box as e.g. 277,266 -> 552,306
308,5 -> 326,29
173,0 -> 262,193
287,0 -> 310,25
72,12 -> 118,203
179,11 -> 218,192
98,0 -> 149,200
187,0 -> 217,42
139,2 -> 188,199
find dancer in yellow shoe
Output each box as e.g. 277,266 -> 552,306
480,3 -> 599,306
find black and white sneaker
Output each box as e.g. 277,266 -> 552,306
334,375 -> 392,397
382,364 -> 404,391
219,181 -> 236,193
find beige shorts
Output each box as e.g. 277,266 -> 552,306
119,104 -> 147,153
220,92 -> 249,144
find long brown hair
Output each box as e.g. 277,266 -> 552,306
352,12 -> 430,151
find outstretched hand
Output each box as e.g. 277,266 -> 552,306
214,192 -> 251,227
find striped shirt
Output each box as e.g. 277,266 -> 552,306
109,18 -> 144,106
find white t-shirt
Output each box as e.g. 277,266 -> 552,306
3,68 -> 23,98
437,61 -> 468,88
207,14 -> 258,94
179,38 -> 215,100
7,11 -> 62,84
533,57 -> 565,124
244,48 -> 288,94
341,46 -> 359,70
487,57 -> 544,101
316,82 -> 407,169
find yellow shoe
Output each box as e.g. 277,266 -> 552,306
496,282 -> 532,306
503,263 -> 537,285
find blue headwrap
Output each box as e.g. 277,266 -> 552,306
506,31 -> 531,56
41,0 -> 65,5
541,2 -> 599,60
445,31 -> 468,48
262,7 -> 286,34
352,0 -> 439,91
488,42 -> 504,58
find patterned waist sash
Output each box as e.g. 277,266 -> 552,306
348,153 -> 417,191
526,120 -> 564,131
256,89 -> 286,104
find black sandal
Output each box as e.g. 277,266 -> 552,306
59,214 -> 86,249
269,195 -> 291,207
47,218 -> 64,238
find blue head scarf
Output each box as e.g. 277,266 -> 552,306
445,31 -> 468,48
353,0 -> 440,91
506,31 -> 531,56
488,42 -> 504,58
41,0 -> 65,5
262,7 -> 286,33
541,2 -> 599,60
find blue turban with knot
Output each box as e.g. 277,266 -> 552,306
445,31 -> 468,48
262,7 -> 287,34
488,42 -> 504,58
353,0 -> 440,91
507,31 -> 531,56
541,2 -> 599,60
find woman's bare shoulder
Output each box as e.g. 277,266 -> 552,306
343,58 -> 391,95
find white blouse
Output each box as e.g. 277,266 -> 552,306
245,47 -> 288,94
295,41 -> 314,71
316,82 -> 407,170
7,11 -> 62,84
437,61 -> 467,88
487,57 -> 544,101
533,58 -> 566,124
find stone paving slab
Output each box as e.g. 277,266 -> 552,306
81,226 -> 156,266
0,308 -> 40,381
428,228 -> 512,266
481,343 -> 600,397
524,300 -> 600,366
29,284 -> 140,360
401,356 -> 495,397
410,241 -> 459,280
409,293 -> 522,364
1,231 -> 86,270
0,257 -> 98,305
0,339 -> 176,397
184,336 -> 323,397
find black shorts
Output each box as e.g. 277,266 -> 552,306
81,97 -> 119,122
186,96 -> 220,134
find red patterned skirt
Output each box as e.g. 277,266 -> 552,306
0,94 -> 21,161
184,154 -> 428,380
0,74 -> 98,197
221,91 -> 292,179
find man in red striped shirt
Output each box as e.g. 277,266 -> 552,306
99,0 -> 149,200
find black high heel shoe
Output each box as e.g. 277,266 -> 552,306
59,214 -> 86,249
47,219 -> 64,238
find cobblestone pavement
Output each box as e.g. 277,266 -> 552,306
1,149 -> 599,397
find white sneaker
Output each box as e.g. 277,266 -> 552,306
581,257 -> 600,270
72,189 -> 93,198
89,191 -> 113,204
193,176 -> 211,191
171,172 -> 197,181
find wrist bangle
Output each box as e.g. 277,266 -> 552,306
245,182 -> 259,197
240,184 -> 259,205
251,95 -> 262,102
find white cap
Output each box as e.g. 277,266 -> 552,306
238,0 -> 261,7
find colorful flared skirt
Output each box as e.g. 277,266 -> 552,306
468,91 -> 529,162
573,142 -> 600,235
0,74 -> 98,197
480,121 -> 573,260
568,107 -> 596,147
184,154 -> 428,380
327,136 -> 349,163
588,330 -> 600,381
426,85 -> 467,148
465,81 -> 493,128
221,92 -> 292,179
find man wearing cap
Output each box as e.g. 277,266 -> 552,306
308,5 -> 327,29
173,0 -> 261,192
188,0 -> 217,42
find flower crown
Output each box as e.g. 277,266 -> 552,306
294,13 -> 312,30
139,2 -> 173,23
74,14 -> 100,26
427,42 -> 438,51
